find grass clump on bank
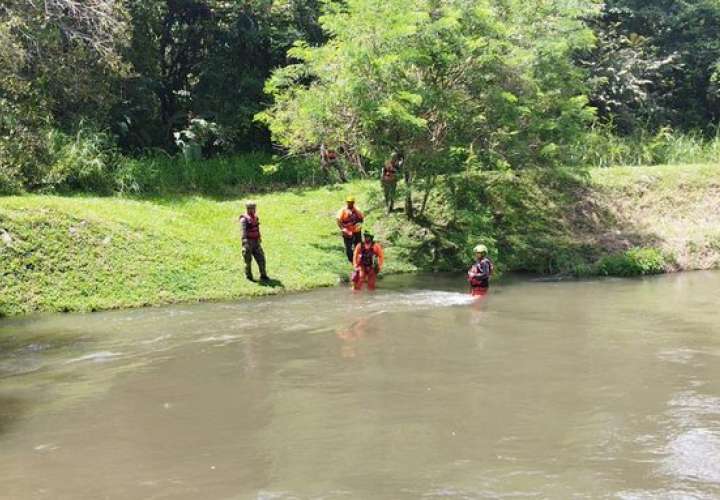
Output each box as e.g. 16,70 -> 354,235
0,183 -> 414,316
596,248 -> 669,277
574,127 -> 720,168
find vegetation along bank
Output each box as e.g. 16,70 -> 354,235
1,163 -> 718,317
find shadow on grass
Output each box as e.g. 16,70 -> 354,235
124,181 -> 355,205
310,242 -> 344,253
257,278 -> 285,288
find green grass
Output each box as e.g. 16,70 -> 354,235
114,152 -> 328,196
575,128 -> 720,168
587,163 -> 720,271
1,163 -> 719,317
0,182 -> 415,316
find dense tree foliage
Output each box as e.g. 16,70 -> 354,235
259,0 -> 597,216
585,0 -> 720,132
0,0 -> 718,194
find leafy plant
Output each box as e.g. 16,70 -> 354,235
43,127 -> 119,193
596,247 -> 668,276
259,0 -> 597,218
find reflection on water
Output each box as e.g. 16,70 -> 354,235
1,272 -> 720,499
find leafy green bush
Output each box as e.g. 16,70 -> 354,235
43,128 -> 118,193
0,98 -> 52,194
0,163 -> 23,194
595,247 -> 667,276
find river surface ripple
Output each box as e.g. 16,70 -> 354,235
1,272 -> 720,499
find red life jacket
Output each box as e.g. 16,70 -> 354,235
382,161 -> 397,182
469,258 -> 493,288
360,244 -> 379,269
241,213 -> 260,240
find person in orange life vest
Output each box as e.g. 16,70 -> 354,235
352,233 -> 384,291
336,196 -> 364,263
238,201 -> 268,282
320,143 -> 338,166
381,151 -> 403,213
468,244 -> 493,297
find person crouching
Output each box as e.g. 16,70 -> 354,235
468,244 -> 493,296
352,233 -> 384,291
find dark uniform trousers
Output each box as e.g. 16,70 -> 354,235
343,232 -> 362,263
243,238 -> 267,277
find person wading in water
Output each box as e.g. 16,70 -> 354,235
381,151 -> 403,213
337,196 -> 364,263
239,201 -> 269,282
468,244 -> 493,296
352,233 -> 384,291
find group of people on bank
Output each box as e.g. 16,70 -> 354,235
238,152 -> 493,295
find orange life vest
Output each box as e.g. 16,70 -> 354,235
339,208 -> 363,236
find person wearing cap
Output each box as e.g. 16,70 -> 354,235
239,201 -> 268,281
468,244 -> 493,296
352,233 -> 384,291
337,196 -> 364,263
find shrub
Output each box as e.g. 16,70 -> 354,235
573,126 -> 720,168
43,128 -> 118,193
595,247 -> 667,276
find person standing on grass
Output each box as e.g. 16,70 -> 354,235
337,196 -> 364,263
381,151 -> 403,213
239,201 -> 269,282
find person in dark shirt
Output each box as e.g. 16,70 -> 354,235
468,244 -> 493,296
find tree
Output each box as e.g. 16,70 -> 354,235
585,0 -> 720,133
258,0 -> 597,218
0,0 -> 129,190
118,0 -> 326,152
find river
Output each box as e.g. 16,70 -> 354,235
1,272 -> 720,499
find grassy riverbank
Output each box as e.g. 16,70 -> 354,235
1,163 -> 719,316
0,185 -> 415,316
585,164 -> 720,273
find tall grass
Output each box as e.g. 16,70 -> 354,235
0,123 -> 333,196
115,152 -> 330,196
575,126 -> 720,168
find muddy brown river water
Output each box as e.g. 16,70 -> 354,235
1,272 -> 720,499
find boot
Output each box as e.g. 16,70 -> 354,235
259,263 -> 269,281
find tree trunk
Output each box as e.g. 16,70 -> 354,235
419,175 -> 436,217
404,168 -> 414,219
